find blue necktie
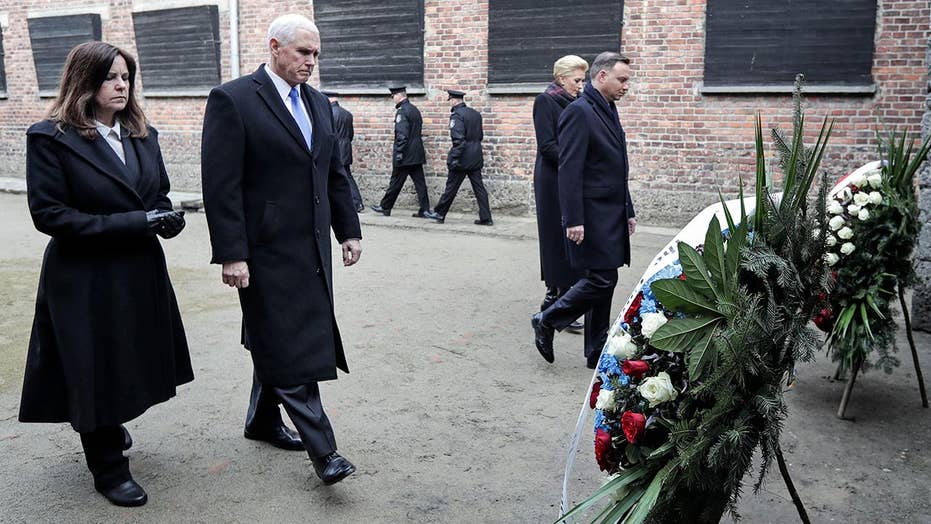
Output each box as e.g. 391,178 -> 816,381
288,86 -> 313,151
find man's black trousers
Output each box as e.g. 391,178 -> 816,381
379,164 -> 430,213
539,268 -> 618,366
433,169 -> 492,221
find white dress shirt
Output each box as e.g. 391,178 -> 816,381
264,64 -> 313,135
95,120 -> 125,164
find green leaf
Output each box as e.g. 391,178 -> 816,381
865,294 -> 885,319
677,242 -> 718,300
647,441 -> 675,460
556,467 -> 650,523
651,279 -> 722,317
704,216 -> 727,290
597,486 -> 645,524
686,327 -> 716,381
650,317 -> 720,353
623,462 -> 675,524
859,302 -> 874,340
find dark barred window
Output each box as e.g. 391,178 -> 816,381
27,14 -> 102,94
487,0 -> 624,87
132,5 -> 222,93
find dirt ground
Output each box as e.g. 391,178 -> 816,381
0,191 -> 929,523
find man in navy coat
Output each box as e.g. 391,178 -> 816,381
532,52 -> 636,369
201,14 -> 361,485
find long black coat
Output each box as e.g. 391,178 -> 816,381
19,121 -> 193,433
558,82 -> 636,270
447,102 -> 483,171
393,98 -> 426,167
330,101 -> 353,166
533,87 -> 574,287
201,65 -> 362,387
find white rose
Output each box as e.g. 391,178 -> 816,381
827,201 -> 845,215
840,242 -> 856,255
595,388 -> 615,411
839,187 -> 853,203
858,208 -> 870,221
812,228 -> 821,239
837,227 -> 854,240
824,253 -> 840,266
868,191 -> 883,205
849,173 -> 867,187
829,215 -> 846,231
853,192 -> 871,206
826,235 -> 837,247
847,204 -> 861,215
639,312 -> 668,338
867,172 -> 883,188
638,372 -> 678,407
606,330 -> 637,360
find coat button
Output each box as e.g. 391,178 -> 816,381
315,267 -> 322,275
314,195 -> 320,204
315,228 -> 321,238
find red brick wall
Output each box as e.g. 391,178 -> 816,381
0,0 -> 927,223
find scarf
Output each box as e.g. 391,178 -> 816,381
544,82 -> 576,108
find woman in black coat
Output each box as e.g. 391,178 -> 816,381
533,55 -> 589,323
19,42 -> 192,507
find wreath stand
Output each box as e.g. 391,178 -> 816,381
835,282 -> 929,419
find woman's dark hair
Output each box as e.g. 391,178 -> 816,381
47,41 -> 148,140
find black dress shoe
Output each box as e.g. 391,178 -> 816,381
98,480 -> 147,507
356,205 -> 365,213
566,320 -> 584,334
474,219 -> 494,226
370,205 -> 390,216
424,210 -> 445,223
244,424 -> 304,451
586,358 -> 599,370
121,425 -> 132,451
312,452 -> 356,485
412,210 -> 429,218
531,313 -> 555,363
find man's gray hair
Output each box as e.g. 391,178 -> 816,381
590,52 -> 631,80
267,14 -> 319,46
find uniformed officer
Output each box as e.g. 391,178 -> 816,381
425,89 -> 493,225
371,86 -> 432,217
322,90 -> 364,212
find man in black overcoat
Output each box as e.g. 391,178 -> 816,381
370,86 -> 432,217
322,90 -> 363,212
201,14 -> 361,485
426,89 -> 493,225
532,52 -> 637,369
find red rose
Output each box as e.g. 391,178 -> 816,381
594,428 -> 613,471
678,273 -> 687,281
624,292 -> 644,325
590,379 -> 602,410
622,360 -> 650,379
813,307 -> 834,332
621,411 -> 646,444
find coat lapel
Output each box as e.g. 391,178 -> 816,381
301,83 -> 323,161
253,66 -> 313,157
129,134 -> 159,200
584,86 -> 624,145
56,130 -> 144,204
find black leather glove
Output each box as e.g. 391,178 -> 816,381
146,209 -> 185,239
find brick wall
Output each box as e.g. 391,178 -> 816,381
0,0 -> 927,225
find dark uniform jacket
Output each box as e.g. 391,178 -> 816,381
201,65 -> 362,386
533,85 -> 575,287
557,81 -> 636,270
447,102 -> 483,171
20,121 -> 193,432
393,98 -> 426,167
330,101 -> 353,166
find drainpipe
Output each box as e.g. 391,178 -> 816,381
229,0 -> 240,78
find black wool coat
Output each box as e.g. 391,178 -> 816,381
201,65 -> 362,387
393,98 -> 426,167
557,82 -> 636,270
330,101 -> 354,166
19,121 -> 193,433
446,102 -> 483,171
532,88 -> 574,287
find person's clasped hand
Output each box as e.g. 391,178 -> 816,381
146,209 -> 186,239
